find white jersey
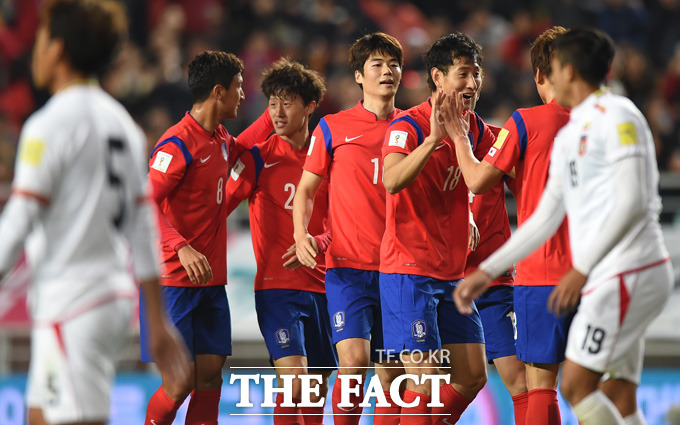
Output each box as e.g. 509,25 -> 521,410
551,89 -> 669,281
0,83 -> 159,322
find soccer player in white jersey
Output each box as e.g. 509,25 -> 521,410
0,1 -> 189,424
451,28 -> 673,425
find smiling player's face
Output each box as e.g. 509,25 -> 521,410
438,57 -> 482,111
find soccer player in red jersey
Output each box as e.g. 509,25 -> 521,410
142,51 -> 273,425
292,32 -> 404,425
379,32 -> 492,425
446,27 -> 572,425
224,58 -> 337,424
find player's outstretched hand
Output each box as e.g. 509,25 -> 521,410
548,268 -> 586,317
428,90 -> 448,145
282,243 -> 303,270
294,232 -> 319,269
468,220 -> 480,251
453,269 -> 493,315
177,244 -> 213,285
150,319 -> 190,384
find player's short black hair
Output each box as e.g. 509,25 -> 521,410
553,28 -> 615,87
530,26 -> 569,77
349,32 -> 403,74
425,32 -> 483,92
40,0 -> 127,76
261,58 -> 326,106
188,51 -> 244,103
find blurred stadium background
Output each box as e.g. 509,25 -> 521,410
0,0 -> 679,424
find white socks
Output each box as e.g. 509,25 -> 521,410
573,390 -> 624,425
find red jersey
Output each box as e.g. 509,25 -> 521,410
225,134 -> 328,293
148,112 -> 270,287
304,101 -> 400,271
380,100 -> 493,281
484,100 -> 572,286
465,124 -> 513,287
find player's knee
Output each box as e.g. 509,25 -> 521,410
456,368 -> 488,395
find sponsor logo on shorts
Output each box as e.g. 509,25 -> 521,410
333,311 -> 345,329
411,320 -> 427,339
275,328 -> 290,345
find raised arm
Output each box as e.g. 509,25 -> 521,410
440,90 -> 505,194
383,91 -> 446,194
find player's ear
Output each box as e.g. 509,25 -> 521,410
354,69 -> 363,85
534,68 -> 545,85
213,84 -> 224,101
431,67 -> 443,91
305,101 -> 317,115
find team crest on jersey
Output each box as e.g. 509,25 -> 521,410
275,328 -> 290,345
333,311 -> 346,329
222,141 -> 229,161
411,320 -> 427,339
151,151 -> 173,173
579,135 -> 588,156
388,130 -> 408,149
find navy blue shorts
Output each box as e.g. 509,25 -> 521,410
379,273 -> 484,353
255,289 -> 337,371
140,285 -> 231,361
477,285 -> 517,362
514,285 -> 573,364
325,268 -> 384,360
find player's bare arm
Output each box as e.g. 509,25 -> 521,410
468,211 -> 480,251
382,91 -> 446,194
440,91 -> 505,194
177,244 -> 213,285
140,277 -> 190,382
453,268 -> 493,315
292,170 -> 323,268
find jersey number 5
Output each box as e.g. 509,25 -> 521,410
106,137 -> 126,228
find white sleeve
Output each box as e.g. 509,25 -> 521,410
479,172 -> 567,278
124,125 -> 160,281
572,155 -> 645,274
0,195 -> 43,274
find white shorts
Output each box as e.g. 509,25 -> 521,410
26,297 -> 134,424
566,259 -> 673,384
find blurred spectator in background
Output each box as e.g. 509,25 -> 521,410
0,0 -> 679,191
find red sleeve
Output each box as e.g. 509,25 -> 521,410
224,149 -> 258,217
0,2 -> 38,61
149,178 -> 187,252
304,120 -> 333,176
235,109 -> 273,149
483,114 -> 522,174
382,118 -> 420,158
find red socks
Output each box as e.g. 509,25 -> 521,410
512,392 -> 528,425
332,374 -> 363,425
401,390 -> 431,425
185,389 -> 220,425
430,384 -> 472,424
374,389 -> 401,425
274,393 -> 303,425
145,386 -> 183,425
527,388 -> 561,425
512,393 -> 529,425
300,405 -> 325,424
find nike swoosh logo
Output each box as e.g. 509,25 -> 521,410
345,135 -> 363,142
442,418 -> 455,425
200,155 -> 211,163
150,421 -> 158,425
263,161 -> 282,168
435,144 -> 446,150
